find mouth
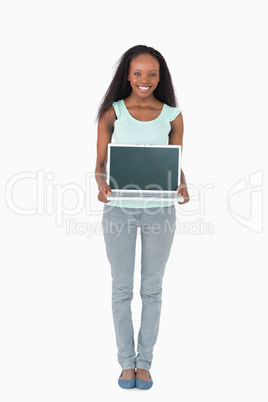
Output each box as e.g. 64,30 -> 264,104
137,86 -> 151,92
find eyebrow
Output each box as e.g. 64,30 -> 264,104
132,69 -> 159,71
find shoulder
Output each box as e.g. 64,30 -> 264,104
110,99 -> 127,120
165,104 -> 183,122
98,105 -> 117,132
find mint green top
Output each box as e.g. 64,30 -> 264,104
107,99 -> 183,208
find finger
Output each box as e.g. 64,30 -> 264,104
98,192 -> 107,203
101,188 -> 111,202
100,189 -> 108,197
98,196 -> 109,204
180,196 -> 189,204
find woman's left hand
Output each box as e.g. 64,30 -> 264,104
177,183 -> 190,204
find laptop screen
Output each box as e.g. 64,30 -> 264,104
108,145 -> 181,191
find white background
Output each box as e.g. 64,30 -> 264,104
1,0 -> 267,401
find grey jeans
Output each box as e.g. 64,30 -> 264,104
102,203 -> 176,371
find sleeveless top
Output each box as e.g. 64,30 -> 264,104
107,99 -> 183,208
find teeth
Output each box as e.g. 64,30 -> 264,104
139,86 -> 150,90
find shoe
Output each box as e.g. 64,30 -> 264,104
118,370 -> 136,389
136,371 -> 153,390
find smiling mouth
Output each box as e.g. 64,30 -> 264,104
137,86 -> 151,91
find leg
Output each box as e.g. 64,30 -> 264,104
136,205 -> 176,371
102,205 -> 138,370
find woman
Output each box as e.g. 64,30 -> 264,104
95,45 -> 189,389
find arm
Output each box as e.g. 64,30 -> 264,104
169,113 -> 190,204
95,107 -> 116,203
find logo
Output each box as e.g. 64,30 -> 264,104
227,170 -> 263,233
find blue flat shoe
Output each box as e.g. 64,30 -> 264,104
136,371 -> 153,390
118,370 -> 136,389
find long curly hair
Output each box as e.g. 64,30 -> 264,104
96,45 -> 178,121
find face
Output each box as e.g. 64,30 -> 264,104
128,54 -> 160,97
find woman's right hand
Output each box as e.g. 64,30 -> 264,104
97,183 -> 112,203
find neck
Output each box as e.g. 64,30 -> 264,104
125,92 -> 157,107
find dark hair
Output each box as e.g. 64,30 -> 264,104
96,45 -> 178,121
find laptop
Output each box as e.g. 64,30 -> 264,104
106,144 -> 184,202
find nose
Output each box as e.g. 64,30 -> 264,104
140,77 -> 149,85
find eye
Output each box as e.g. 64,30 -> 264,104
134,72 -> 141,76
149,73 -> 156,77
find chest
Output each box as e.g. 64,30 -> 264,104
126,105 -> 164,122
113,119 -> 171,145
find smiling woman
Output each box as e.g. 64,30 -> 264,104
96,45 -> 178,121
95,45 -> 190,390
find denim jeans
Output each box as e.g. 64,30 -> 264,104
102,203 -> 176,371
